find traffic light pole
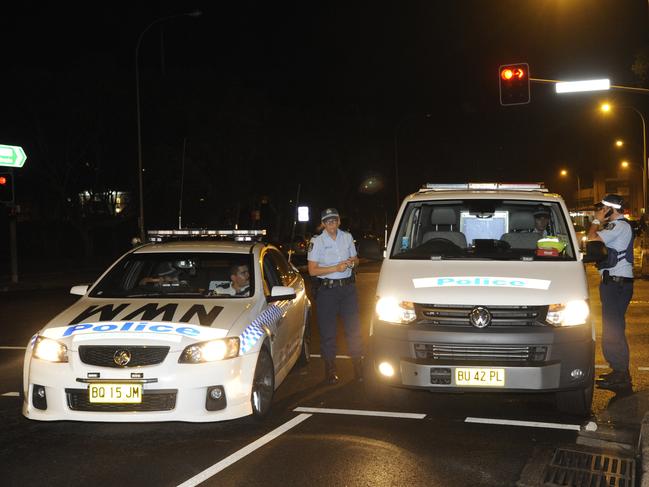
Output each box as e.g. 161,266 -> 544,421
9,208 -> 17,284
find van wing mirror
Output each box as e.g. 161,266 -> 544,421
582,241 -> 607,264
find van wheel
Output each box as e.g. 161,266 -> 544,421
297,311 -> 311,366
555,383 -> 593,417
251,348 -> 275,418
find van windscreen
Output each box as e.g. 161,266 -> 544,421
391,199 -> 576,261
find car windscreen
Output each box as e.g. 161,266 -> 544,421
89,252 -> 254,298
391,199 -> 576,261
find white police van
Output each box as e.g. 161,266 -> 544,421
369,183 -> 594,415
23,229 -> 311,422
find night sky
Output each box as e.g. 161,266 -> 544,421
1,1 -> 648,253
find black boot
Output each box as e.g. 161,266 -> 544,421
352,357 -> 364,382
324,359 -> 339,385
596,369 -> 631,390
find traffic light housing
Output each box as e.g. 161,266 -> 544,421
0,172 -> 14,203
499,63 -> 530,106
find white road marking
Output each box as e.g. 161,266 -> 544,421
2,392 -> 19,397
309,354 -> 351,359
595,364 -> 607,369
294,406 -> 426,420
0,346 -> 26,350
465,417 -> 581,431
176,413 -> 312,487
638,367 -> 649,371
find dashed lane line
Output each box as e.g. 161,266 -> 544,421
2,392 -> 19,397
176,413 -> 312,487
293,406 -> 426,419
465,417 -> 581,431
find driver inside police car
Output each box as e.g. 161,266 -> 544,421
213,263 -> 251,297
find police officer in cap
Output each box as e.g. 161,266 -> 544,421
308,208 -> 363,384
587,194 -> 634,390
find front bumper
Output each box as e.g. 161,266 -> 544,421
370,321 -> 595,392
23,350 -> 258,422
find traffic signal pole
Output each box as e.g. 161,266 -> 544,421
9,208 -> 17,284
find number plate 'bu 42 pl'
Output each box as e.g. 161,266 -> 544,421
455,368 -> 505,387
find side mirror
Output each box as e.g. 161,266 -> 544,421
357,238 -> 383,261
70,284 -> 90,296
267,285 -> 296,303
582,241 -> 607,264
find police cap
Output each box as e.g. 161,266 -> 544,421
601,194 -> 624,211
321,208 -> 340,221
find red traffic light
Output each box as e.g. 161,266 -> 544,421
0,176 -> 6,185
500,67 -> 525,81
498,63 -> 530,106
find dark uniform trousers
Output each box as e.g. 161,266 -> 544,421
316,283 -> 363,361
599,280 -> 633,372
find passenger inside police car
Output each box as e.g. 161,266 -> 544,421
139,261 -> 182,286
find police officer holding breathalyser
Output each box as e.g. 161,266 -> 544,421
308,208 -> 363,384
587,194 -> 634,391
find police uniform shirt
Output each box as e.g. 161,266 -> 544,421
308,229 -> 357,279
597,217 -> 634,278
214,282 -> 251,297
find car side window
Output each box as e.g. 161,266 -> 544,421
268,249 -> 294,286
263,253 -> 282,293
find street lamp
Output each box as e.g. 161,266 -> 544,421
559,168 -> 581,210
615,139 -> 624,148
393,112 -> 432,208
599,102 -> 647,215
135,10 -> 202,241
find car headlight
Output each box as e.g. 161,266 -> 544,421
33,336 -> 68,362
179,338 -> 240,363
376,297 -> 416,324
546,300 -> 589,327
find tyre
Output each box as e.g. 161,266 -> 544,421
555,383 -> 593,417
251,347 -> 275,418
297,311 -> 311,366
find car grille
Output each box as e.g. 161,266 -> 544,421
415,304 -> 547,327
78,346 -> 170,367
65,389 -> 177,412
414,343 -> 548,362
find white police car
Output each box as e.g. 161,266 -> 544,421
23,230 -> 311,422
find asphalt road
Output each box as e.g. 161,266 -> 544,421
1,262 -> 648,486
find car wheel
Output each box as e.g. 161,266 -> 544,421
251,347 -> 275,418
297,311 -> 311,366
555,383 -> 593,417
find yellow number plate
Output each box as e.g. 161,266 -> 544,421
455,368 -> 505,387
88,383 -> 143,404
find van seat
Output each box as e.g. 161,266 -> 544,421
422,208 -> 467,248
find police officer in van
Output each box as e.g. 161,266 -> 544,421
308,208 -> 363,384
587,194 -> 634,390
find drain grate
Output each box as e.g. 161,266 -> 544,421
543,448 -> 635,487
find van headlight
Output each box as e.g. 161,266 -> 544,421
179,338 -> 240,363
546,300 -> 589,327
33,336 -> 68,362
376,297 -> 416,324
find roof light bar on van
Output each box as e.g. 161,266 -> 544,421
147,229 -> 267,242
419,183 -> 547,192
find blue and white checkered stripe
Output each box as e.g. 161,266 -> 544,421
240,304 -> 286,354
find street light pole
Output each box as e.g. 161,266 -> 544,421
135,10 -> 201,242
629,107 -> 647,215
